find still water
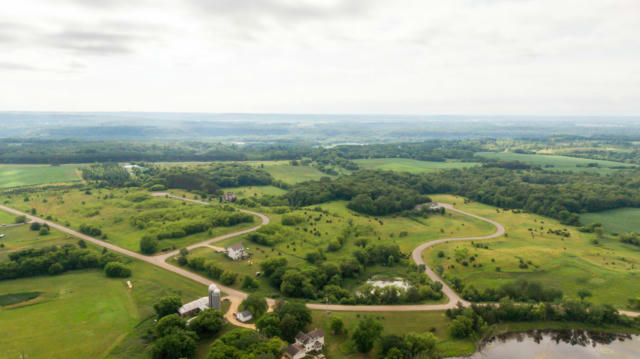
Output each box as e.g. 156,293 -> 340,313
457,329 -> 640,359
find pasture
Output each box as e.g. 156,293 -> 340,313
2,188 -> 258,252
580,207 -> 640,234
476,152 -> 636,174
354,158 -> 478,173
424,195 -> 640,308
0,164 -> 82,189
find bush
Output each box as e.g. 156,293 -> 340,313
30,222 -> 41,231
140,235 -> 159,254
104,262 -> 132,278
221,270 -> 237,285
14,215 -> 27,224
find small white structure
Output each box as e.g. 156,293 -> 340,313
235,310 -> 252,323
220,192 -> 237,202
178,284 -> 222,317
0,234 -> 5,238
286,329 -> 324,358
226,243 -> 246,261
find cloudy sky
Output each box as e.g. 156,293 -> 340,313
1,0 -> 639,115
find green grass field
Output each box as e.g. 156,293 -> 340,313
174,199 -> 495,300
580,207 -> 640,234
354,158 -> 478,173
0,209 -> 18,225
0,220 -> 73,261
0,164 -> 83,189
2,188 -> 258,252
476,152 -> 636,174
424,195 -> 640,308
248,161 -> 330,184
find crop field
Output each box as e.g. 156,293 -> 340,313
353,158 -> 478,173
2,188 -> 258,252
424,195 -> 640,308
476,152 -> 636,174
175,199 -> 495,299
580,207 -> 640,234
0,164 -> 83,189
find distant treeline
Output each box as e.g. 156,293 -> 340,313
0,139 -> 479,164
82,162 -> 274,193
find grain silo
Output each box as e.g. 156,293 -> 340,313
208,283 -> 221,310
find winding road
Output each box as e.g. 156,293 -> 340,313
2,195 -> 638,320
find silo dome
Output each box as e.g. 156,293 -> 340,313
208,284 -> 219,292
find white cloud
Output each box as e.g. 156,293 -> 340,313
0,0 -> 638,115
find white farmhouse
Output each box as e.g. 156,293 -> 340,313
226,243 -> 246,261
286,329 -> 324,358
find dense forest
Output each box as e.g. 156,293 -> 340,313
424,164 -> 640,224
285,170 -> 432,215
0,139 -> 479,164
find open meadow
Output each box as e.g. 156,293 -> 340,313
2,188 -> 258,252
580,207 -> 640,234
476,152 -> 636,174
353,158 -> 478,173
424,194 -> 640,308
0,164 -> 83,189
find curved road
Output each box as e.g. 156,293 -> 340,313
2,197 -> 637,318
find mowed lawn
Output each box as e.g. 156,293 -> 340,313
476,152 -> 636,174
354,158 -> 478,173
0,164 -> 83,188
424,195 -> 640,308
581,207 -> 640,234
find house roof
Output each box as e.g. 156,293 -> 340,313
228,243 -> 244,251
238,310 -> 252,317
286,343 -> 305,357
177,297 -> 209,315
296,328 -> 324,344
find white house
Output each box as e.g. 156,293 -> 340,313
286,329 -> 324,358
226,243 -> 246,261
235,310 -> 252,323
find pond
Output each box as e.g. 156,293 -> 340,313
456,329 -> 640,359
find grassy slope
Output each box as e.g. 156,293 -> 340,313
424,194 -> 640,308
581,207 -> 640,234
476,152 -> 635,174
354,158 -> 478,173
0,209 -> 17,225
2,188 -> 257,252
0,164 -> 82,189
